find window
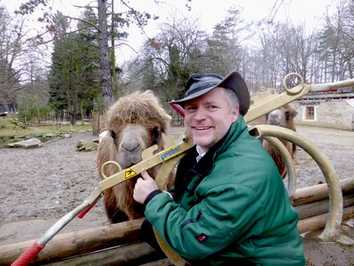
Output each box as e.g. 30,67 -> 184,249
304,106 -> 315,120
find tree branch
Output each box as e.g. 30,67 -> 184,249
64,15 -> 100,32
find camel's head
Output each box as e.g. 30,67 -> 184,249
266,105 -> 297,127
105,90 -> 171,169
97,90 -> 172,222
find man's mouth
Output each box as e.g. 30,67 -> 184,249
192,126 -> 213,131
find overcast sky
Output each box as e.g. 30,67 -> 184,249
4,0 -> 339,64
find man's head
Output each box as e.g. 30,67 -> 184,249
172,71 -> 250,116
171,71 -> 250,152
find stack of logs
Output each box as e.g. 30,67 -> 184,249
1,178 -> 353,266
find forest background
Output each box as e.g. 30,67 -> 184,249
0,0 -> 353,125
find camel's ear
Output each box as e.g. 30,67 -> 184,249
99,130 -> 111,143
96,131 -> 118,178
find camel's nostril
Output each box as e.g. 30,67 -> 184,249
121,142 -> 141,152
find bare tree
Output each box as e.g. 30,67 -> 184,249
125,17 -> 207,101
0,7 -> 27,111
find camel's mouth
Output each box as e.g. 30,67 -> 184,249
123,155 -> 146,170
117,150 -> 143,169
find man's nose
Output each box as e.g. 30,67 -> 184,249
193,107 -> 206,120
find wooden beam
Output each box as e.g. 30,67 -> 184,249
140,259 -> 171,266
292,178 -> 354,206
299,206 -> 354,233
2,179 -> 354,265
44,242 -> 165,266
296,195 -> 354,220
0,219 -> 143,265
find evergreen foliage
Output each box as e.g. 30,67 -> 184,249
48,11 -> 100,124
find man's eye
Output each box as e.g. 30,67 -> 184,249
207,105 -> 219,110
185,106 -> 196,113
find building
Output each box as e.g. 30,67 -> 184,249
251,87 -> 354,131
293,90 -> 354,131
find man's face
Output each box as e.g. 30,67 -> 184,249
183,87 -> 239,152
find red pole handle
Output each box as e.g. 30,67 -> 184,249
77,203 -> 95,218
11,242 -> 44,266
77,196 -> 100,219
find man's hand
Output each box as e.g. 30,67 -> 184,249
133,171 -> 159,204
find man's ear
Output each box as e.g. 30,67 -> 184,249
231,106 -> 240,121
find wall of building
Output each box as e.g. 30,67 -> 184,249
293,100 -> 354,130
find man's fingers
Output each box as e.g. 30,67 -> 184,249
141,171 -> 152,180
133,172 -> 158,204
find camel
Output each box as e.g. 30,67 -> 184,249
96,90 -> 172,223
263,104 -> 298,177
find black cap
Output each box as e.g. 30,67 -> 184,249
171,71 -> 250,115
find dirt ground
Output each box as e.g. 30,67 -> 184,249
0,125 -> 353,246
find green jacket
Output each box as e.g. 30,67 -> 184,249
144,117 -> 305,265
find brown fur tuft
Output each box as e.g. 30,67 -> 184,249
107,90 -> 171,135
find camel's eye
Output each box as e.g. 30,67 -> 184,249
151,127 -> 161,145
110,130 -> 117,139
285,111 -> 290,121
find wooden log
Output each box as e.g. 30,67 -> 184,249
299,206 -> 354,233
296,194 -> 354,220
43,242 -> 165,266
35,205 -> 354,266
0,219 -> 143,265
2,179 -> 354,265
33,205 -> 354,266
140,259 -> 172,266
292,178 -> 354,206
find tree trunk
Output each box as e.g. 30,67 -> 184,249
111,0 -> 117,95
98,0 -> 114,110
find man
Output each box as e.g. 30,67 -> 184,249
133,71 -> 305,265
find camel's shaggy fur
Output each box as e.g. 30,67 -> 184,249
97,90 -> 172,223
106,91 -> 171,135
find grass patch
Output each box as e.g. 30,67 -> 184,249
0,116 -> 92,148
